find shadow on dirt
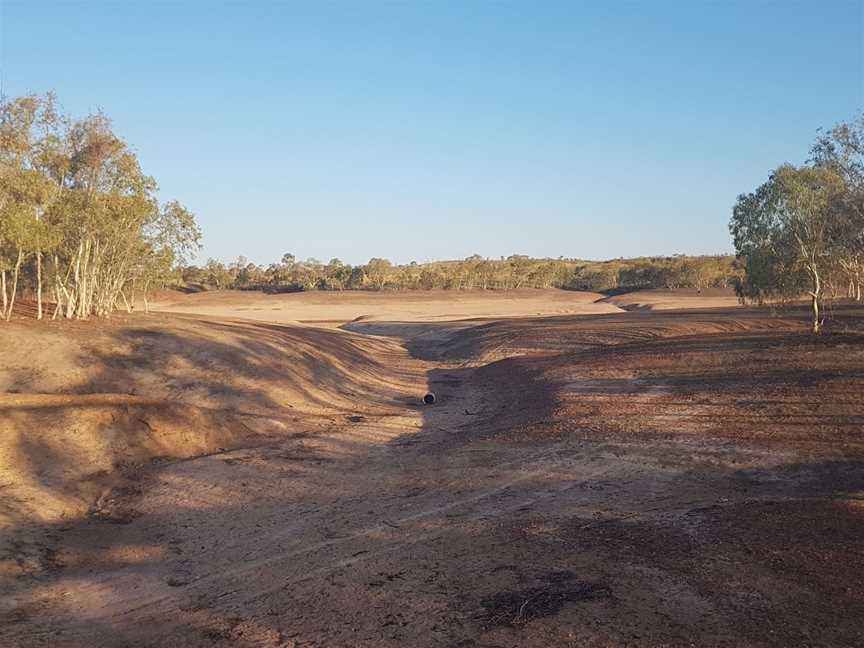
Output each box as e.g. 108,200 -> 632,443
0,315 -> 425,561
4,307 -> 864,646
479,570 -> 612,629
3,449 -> 863,647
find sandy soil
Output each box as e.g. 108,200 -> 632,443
149,288 -> 624,326
601,287 -> 742,311
2,291 -> 863,647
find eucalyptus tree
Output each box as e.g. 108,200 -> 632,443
731,164 -> 847,333
1,93 -> 200,321
811,115 -> 864,300
0,94 -> 62,319
365,257 -> 392,290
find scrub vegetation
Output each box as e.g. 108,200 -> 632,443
3,93 -> 861,335
183,252 -> 739,294
731,115 -> 864,331
0,93 -> 200,321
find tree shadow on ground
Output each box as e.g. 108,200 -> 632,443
0,315 -> 425,568
4,307 -> 864,646
3,444 -> 863,647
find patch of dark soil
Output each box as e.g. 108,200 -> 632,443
87,484 -> 143,524
274,447 -> 333,463
479,570 -> 611,629
221,456 -> 252,465
88,507 -> 140,524
562,498 -> 864,646
431,377 -> 461,387
0,599 -> 46,626
568,515 -> 698,571
706,500 -> 864,596
38,546 -> 64,573
496,329 -> 864,446
470,358 -> 558,441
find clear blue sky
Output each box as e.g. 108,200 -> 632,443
1,1 -> 861,265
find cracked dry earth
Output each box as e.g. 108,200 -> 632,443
3,306 -> 864,647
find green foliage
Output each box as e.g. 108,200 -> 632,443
181,253 -> 739,294
0,92 -> 200,319
731,116 -> 864,331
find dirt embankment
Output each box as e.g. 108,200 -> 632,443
600,287 -> 741,311
0,314 -> 425,535
347,305 -> 811,365
404,305 -> 864,448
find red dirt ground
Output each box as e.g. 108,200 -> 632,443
1,291 -> 863,647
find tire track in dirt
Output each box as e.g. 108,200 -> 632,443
1,319 -> 722,641
25,440 -> 613,632
8,308 -> 862,647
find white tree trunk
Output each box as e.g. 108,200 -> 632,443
120,290 -> 132,313
810,267 -> 822,334
36,249 -> 43,320
0,270 -> 7,320
52,284 -> 61,320
6,249 -> 24,322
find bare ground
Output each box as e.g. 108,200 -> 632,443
1,290 -> 863,647
600,288 -> 741,311
148,288 -> 624,326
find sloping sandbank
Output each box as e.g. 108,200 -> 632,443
149,288 -> 624,326
602,287 -> 741,311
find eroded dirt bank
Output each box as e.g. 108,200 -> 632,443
0,314 -> 424,535
2,304 -> 864,647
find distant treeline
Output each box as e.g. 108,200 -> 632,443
180,253 -> 740,294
